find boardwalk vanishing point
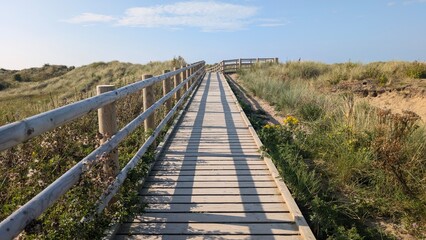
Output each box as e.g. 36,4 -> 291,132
114,72 -> 314,239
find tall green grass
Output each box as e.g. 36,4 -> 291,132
237,61 -> 426,239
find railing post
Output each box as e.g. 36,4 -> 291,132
189,66 -> 193,86
174,67 -> 181,102
143,74 -> 155,133
186,64 -> 191,90
188,64 -> 192,86
163,70 -> 172,113
275,57 -> 279,64
238,58 -> 242,70
182,65 -> 188,92
221,61 -> 224,73
97,85 -> 119,177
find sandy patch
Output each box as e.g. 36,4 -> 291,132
366,92 -> 426,123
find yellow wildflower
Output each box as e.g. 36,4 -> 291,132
263,123 -> 274,129
283,116 -> 299,126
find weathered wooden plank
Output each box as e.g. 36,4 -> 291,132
129,212 -> 292,223
140,195 -> 284,204
165,145 -> 259,150
159,156 -> 263,161
161,153 -> 260,158
152,164 -> 268,171
146,175 -> 273,182
185,111 -> 241,113
140,187 -> 280,195
179,123 -> 247,126
174,128 -> 250,132
168,138 -> 256,143
163,148 -> 259,153
149,169 -> 272,176
143,181 -> 277,189
117,222 -> 299,235
155,161 -> 265,167
114,234 -> 302,240
163,152 -> 261,158
177,125 -> 248,128
169,135 -> 255,139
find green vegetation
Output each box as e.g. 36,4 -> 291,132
0,57 -> 187,238
235,61 -> 426,239
0,58 -> 186,124
0,64 -> 74,86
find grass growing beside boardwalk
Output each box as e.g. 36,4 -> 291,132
0,58 -> 187,238
235,62 -> 426,239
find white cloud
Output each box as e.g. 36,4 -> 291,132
387,0 -> 426,6
117,2 -> 258,31
65,13 -> 116,24
64,1 -> 285,31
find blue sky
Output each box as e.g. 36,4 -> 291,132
1,0 -> 425,69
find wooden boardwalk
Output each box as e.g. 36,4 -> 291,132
114,73 -> 310,239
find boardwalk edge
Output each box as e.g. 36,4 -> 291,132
223,73 -> 316,240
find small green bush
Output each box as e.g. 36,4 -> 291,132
298,101 -> 323,121
0,81 -> 9,90
406,62 -> 426,79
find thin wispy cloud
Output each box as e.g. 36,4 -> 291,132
64,1 -> 284,31
64,13 -> 116,24
388,0 -> 426,6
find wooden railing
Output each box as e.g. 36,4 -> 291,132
0,61 -> 206,239
207,57 -> 278,73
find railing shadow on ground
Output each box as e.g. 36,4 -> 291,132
120,72 -> 296,238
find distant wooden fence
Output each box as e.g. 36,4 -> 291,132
207,57 -> 278,73
0,61 -> 205,239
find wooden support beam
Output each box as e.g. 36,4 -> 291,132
188,68 -> 194,86
181,65 -> 188,92
174,67 -> 181,101
163,70 -> 172,113
97,85 -> 119,177
143,75 -> 155,132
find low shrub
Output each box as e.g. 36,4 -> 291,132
236,63 -> 426,239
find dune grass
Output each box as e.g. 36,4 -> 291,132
0,58 -> 188,238
0,58 -> 186,124
236,61 -> 426,239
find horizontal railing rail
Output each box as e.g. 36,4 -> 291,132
0,61 -> 203,152
0,61 -> 206,239
206,58 -> 278,73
